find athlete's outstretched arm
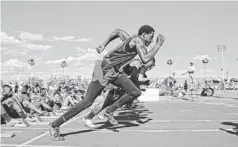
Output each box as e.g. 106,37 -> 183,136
96,29 -> 130,54
103,29 -> 130,46
135,34 -> 165,64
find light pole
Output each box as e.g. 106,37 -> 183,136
202,56 -> 209,80
226,70 -> 228,80
167,59 -> 173,77
28,58 -> 35,79
217,45 -> 226,95
60,61 -> 68,80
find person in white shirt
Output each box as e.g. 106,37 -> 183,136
182,62 -> 196,84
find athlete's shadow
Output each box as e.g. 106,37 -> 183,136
61,103 -> 153,137
61,129 -> 95,137
61,120 -> 142,137
219,122 -> 238,136
95,103 -> 153,130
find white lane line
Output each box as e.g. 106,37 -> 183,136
17,114 -> 84,147
3,128 -> 233,134
57,128 -> 235,133
1,127 -> 47,130
154,113 -> 238,115
0,130 -> 22,133
71,119 -> 238,123
115,113 -> 238,116
40,113 -> 238,117
198,102 -> 238,107
1,119 -> 237,131
2,119 -> 237,132
1,144 -> 79,147
2,119 -> 237,130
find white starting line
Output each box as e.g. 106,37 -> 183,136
16,114 -> 84,147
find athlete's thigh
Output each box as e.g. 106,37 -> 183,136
83,80 -> 105,103
112,74 -> 140,93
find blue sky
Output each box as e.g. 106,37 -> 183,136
1,1 -> 238,82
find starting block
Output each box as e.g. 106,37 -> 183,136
138,88 -> 160,102
0,132 -> 15,138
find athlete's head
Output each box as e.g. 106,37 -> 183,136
144,58 -> 155,71
138,25 -> 155,47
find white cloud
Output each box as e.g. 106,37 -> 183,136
1,31 -> 22,45
44,59 -> 65,64
44,56 -> 76,65
53,36 -> 92,42
18,31 -> 43,41
67,56 -> 75,61
20,43 -> 52,51
2,59 -> 30,69
44,48 -> 101,68
73,38 -> 92,42
75,48 -> 104,61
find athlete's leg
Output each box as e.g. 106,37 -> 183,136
83,93 -> 110,129
49,80 -> 104,140
85,89 -> 115,120
106,74 -> 141,113
103,74 -> 141,125
51,80 -> 104,128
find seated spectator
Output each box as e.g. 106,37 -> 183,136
17,85 -> 45,118
33,88 -> 54,113
1,85 -> 30,127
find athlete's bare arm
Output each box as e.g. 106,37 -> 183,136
134,34 -> 165,64
96,29 -> 130,54
103,29 -> 130,46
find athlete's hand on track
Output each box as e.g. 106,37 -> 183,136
96,44 -> 105,54
156,34 -> 165,46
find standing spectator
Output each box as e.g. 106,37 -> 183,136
182,62 -> 196,84
14,82 -> 19,94
184,80 -> 188,92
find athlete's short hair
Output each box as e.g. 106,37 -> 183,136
138,25 -> 155,35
